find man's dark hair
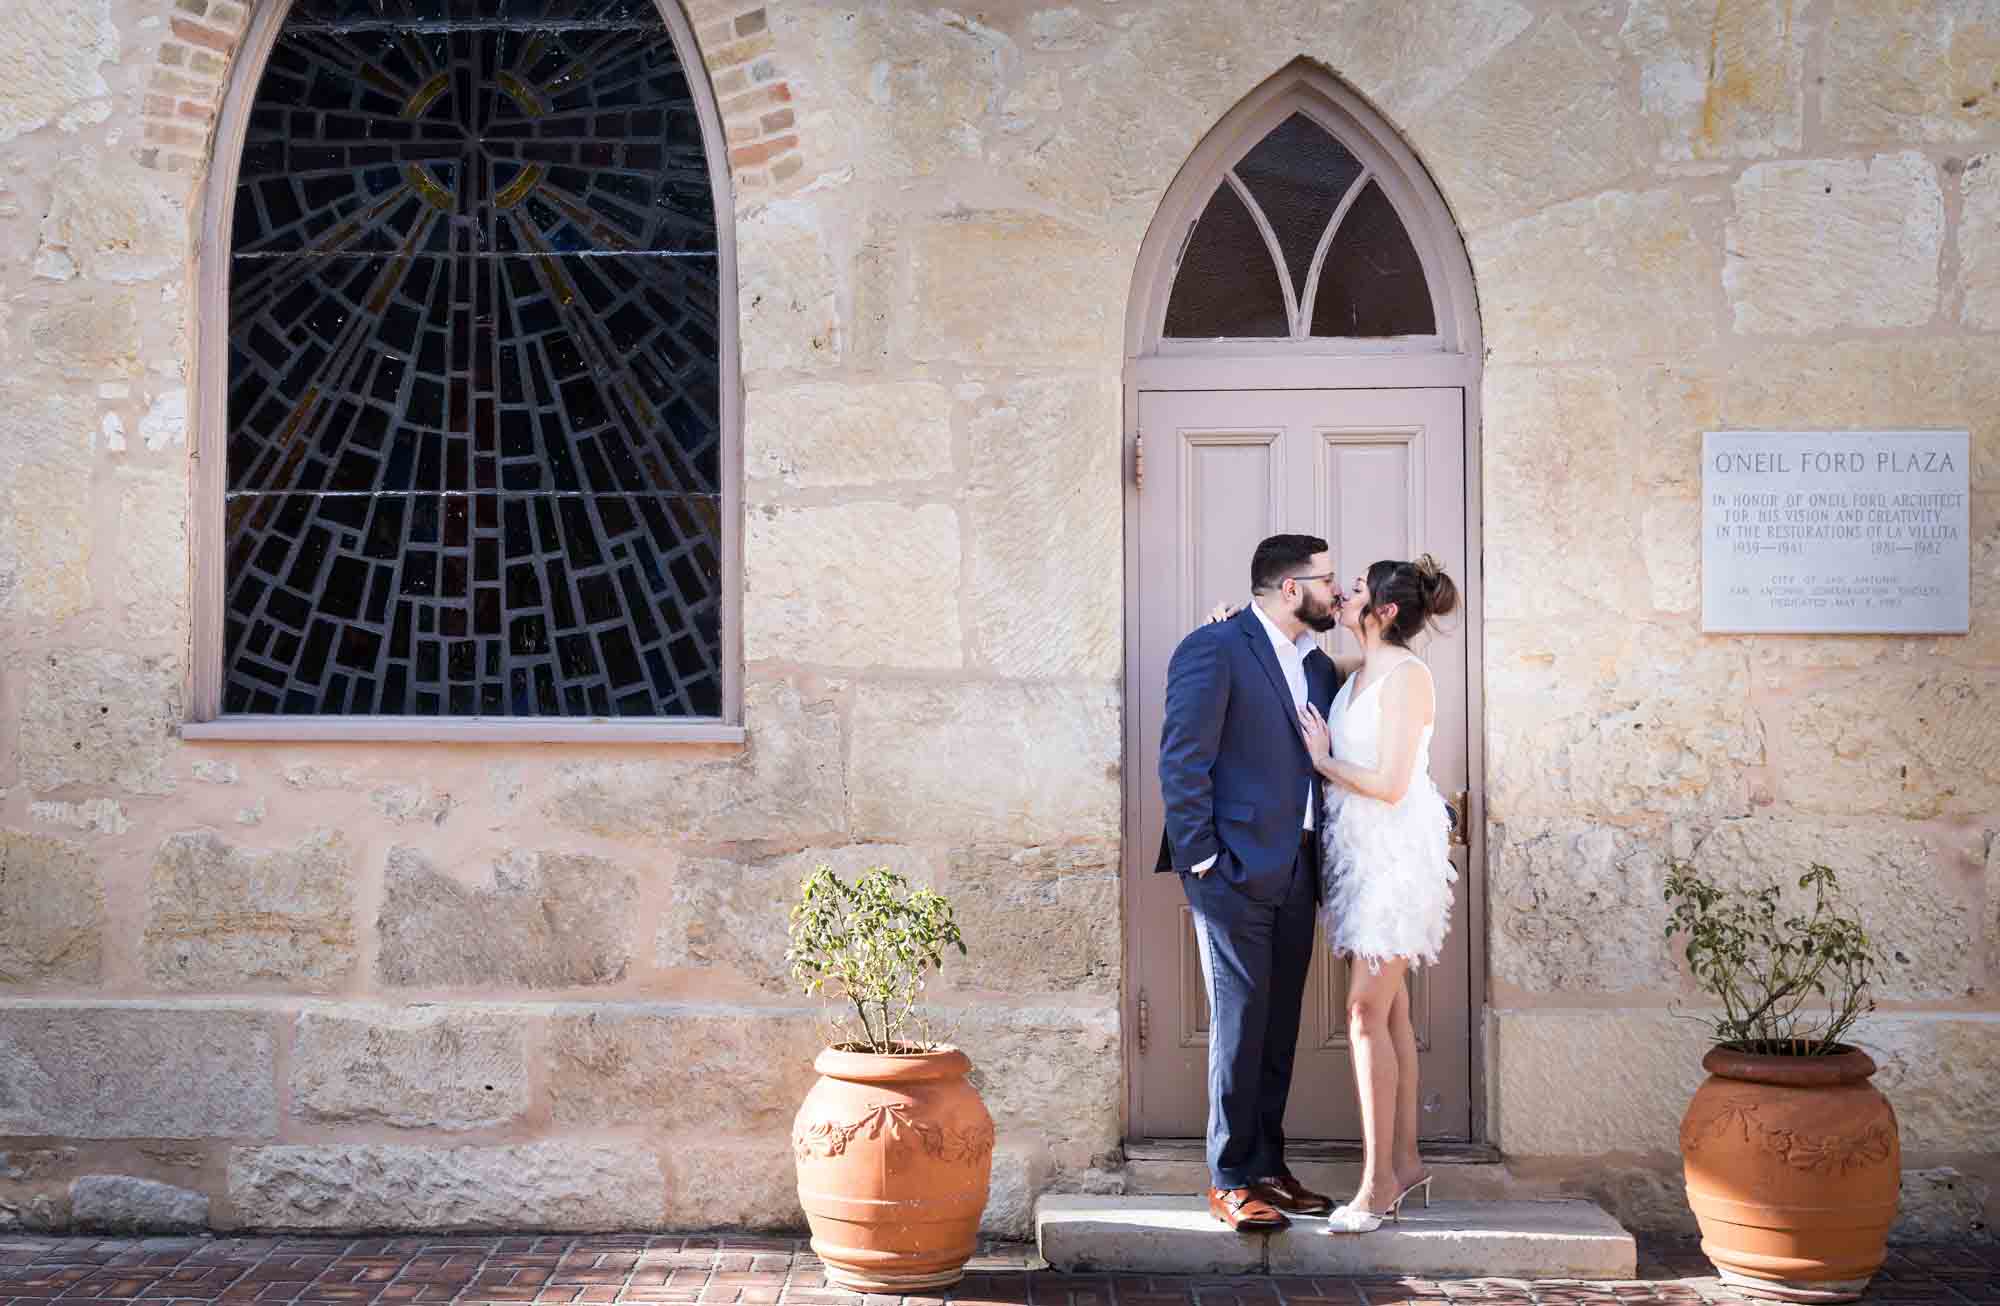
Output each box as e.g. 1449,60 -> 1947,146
1250,534 -> 1329,594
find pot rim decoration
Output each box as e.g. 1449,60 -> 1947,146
812,1044 -> 972,1083
1702,1044 -> 1877,1087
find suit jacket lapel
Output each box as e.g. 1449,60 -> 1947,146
1239,609 -> 1307,756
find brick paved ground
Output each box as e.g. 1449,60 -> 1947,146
0,1236 -> 1994,1306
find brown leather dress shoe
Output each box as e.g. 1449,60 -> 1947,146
1208,1186 -> 1290,1231
1253,1172 -> 1334,1216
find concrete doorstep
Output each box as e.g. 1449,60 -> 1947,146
1035,1195 -> 1638,1279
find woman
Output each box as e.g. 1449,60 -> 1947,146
1298,554 -> 1459,1233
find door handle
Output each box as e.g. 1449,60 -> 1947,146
1449,789 -> 1470,847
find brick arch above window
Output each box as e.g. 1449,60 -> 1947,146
136,0 -> 804,194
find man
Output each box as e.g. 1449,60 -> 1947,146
1155,533 -> 1345,1231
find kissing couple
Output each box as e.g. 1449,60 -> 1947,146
1155,533 -> 1460,1235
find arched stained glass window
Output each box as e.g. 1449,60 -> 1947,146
224,0 -> 725,720
1162,112 -> 1436,341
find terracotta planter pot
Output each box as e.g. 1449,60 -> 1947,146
1680,1045 -> 1900,1302
791,1045 -> 995,1292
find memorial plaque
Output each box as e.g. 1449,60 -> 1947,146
1702,430 -> 1969,634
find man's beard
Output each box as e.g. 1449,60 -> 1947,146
1296,591 -> 1339,632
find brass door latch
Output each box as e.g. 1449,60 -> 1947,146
1449,790 -> 1470,847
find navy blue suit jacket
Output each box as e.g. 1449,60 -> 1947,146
1155,607 -> 1342,900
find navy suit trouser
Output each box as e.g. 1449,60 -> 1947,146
1181,834 -> 1318,1190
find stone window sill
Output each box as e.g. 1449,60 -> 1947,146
180,716 -> 748,745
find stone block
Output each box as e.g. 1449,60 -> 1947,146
982,1144 -> 1053,1240
661,1136 -> 802,1232
547,1005 -> 821,1133
1489,822 -> 1673,994
291,1006 -> 531,1131
1858,1015 -> 2000,1152
68,1175 -> 208,1233
744,502 -> 963,668
1264,1199 -> 1636,1278
0,1006 -> 277,1138
1036,1195 -> 1264,1275
377,847 -> 635,990
1492,1008 -> 1711,1157
365,784 -> 454,826
1642,498 -> 1702,614
1620,0 -> 1803,161
0,389 -> 96,631
1480,367 -> 1651,622
1893,1167 -> 1991,1242
145,830 -> 357,991
1775,669 -> 2000,822
957,1005 -> 1119,1157
1680,818 -> 1976,1003
939,844 -> 1119,996
26,293 -> 142,379
1409,17 -> 1650,229
847,681 -> 1119,844
1485,620 -> 1761,823
1823,0 -> 2000,143
28,798 -> 129,836
1471,190 -> 1719,364
0,1148 -> 78,1182
791,3 -> 1010,180
908,212 -> 1119,365
0,830 -> 102,987
37,159 -> 181,285
18,649 -> 180,796
1577,1164 -> 1697,1235
738,200 -> 838,374
1726,153 -> 1943,334
226,1143 -> 665,1231
1960,154 -> 2000,329
545,678 -> 846,845
1004,35 -> 1212,219
965,377 -> 1121,679
0,1 -> 117,143
744,381 -> 953,490
1315,0 -> 1537,121
657,843 -> 941,993
1028,9 -> 1100,52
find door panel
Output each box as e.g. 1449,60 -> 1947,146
1132,387 -> 1469,1143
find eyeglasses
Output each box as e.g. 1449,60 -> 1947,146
1285,571 -> 1338,586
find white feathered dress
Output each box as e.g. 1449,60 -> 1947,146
1319,655 -> 1458,971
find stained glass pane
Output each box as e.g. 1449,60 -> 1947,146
226,2 -> 722,718
1310,181 -> 1435,338
223,492 -> 719,716
1232,113 -> 1363,304
1162,182 -> 1289,339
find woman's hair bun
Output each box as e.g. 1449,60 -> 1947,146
1415,554 -> 1458,620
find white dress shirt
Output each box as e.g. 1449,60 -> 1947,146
1192,602 -> 1318,876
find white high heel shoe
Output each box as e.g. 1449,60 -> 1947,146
1392,1173 -> 1433,1212
1320,1201 -> 1392,1234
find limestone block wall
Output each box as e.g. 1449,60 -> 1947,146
0,0 -> 1995,1239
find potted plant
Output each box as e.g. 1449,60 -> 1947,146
784,864 -> 993,1292
1666,861 -> 1898,1303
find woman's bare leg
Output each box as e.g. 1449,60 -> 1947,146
1345,956 -> 1409,1213
1389,978 -> 1427,1194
